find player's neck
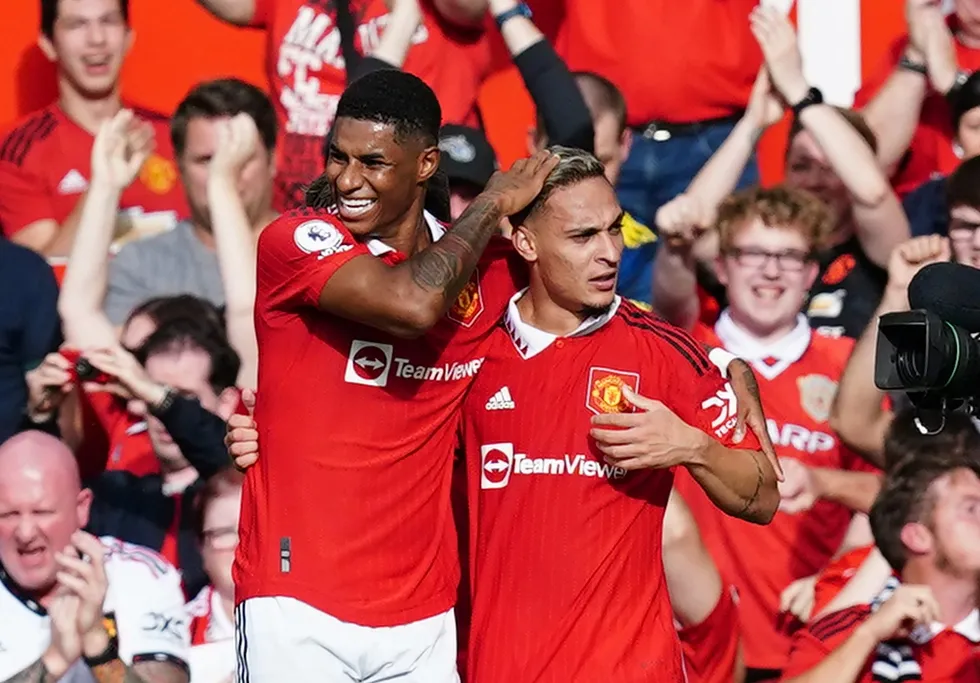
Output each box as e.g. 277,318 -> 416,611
903,561 -> 979,626
57,78 -> 122,136
373,197 -> 429,256
726,308 -> 799,347
516,281 -> 588,336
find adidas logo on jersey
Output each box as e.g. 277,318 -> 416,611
57,169 -> 88,194
485,386 -> 515,410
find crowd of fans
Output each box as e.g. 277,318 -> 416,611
2,0 -> 980,681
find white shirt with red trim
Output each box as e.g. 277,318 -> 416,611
0,536 -> 190,680
186,586 -> 235,683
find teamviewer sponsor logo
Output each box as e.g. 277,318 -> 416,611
701,382 -> 738,438
481,443 -> 514,490
480,442 -> 626,490
345,340 -> 394,387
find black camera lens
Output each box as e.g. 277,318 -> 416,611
75,357 -> 98,381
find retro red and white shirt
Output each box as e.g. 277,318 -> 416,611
249,0 -> 491,209
676,311 -> 879,671
186,586 -> 235,683
236,208 -> 523,627
459,294 -> 760,682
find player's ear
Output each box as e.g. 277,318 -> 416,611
418,146 -> 440,184
512,223 -> 538,264
900,521 -> 933,559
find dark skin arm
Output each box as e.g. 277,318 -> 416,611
317,150 -> 559,338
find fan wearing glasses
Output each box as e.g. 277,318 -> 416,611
670,185 -> 884,682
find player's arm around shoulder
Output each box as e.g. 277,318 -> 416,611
101,538 -> 191,682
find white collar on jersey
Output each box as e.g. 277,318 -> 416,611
504,288 -> 622,359
926,608 -> 980,643
365,211 -> 445,257
714,309 -> 812,381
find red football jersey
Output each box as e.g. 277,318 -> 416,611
782,604 -> 980,682
460,298 -> 761,682
74,391 -> 158,479
235,208 -> 522,626
678,585 -> 741,683
0,104 -> 187,240
811,543 -> 875,618
249,0 -> 492,210
677,312 -> 879,671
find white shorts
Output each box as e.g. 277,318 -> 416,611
235,597 -> 459,683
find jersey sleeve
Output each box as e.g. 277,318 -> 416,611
781,606 -> 870,679
0,158 -> 55,236
643,322 -> 761,451
678,585 -> 740,683
103,538 -> 191,671
256,212 -> 371,312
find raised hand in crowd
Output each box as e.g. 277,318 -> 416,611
209,113 -> 262,187
654,193 -> 715,253
749,5 -> 809,106
885,234 -> 951,303
744,67 -> 786,132
905,0 -> 959,94
91,109 -> 156,193
80,346 -> 169,410
24,352 -> 75,423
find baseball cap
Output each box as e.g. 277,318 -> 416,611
438,125 -> 498,190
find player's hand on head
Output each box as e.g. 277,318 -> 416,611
91,109 -> 156,191
26,352 -> 75,420
589,386 -> 705,471
726,359 -> 783,480
779,574 -> 818,622
750,6 -> 809,106
886,235 -> 951,295
776,457 -> 818,514
210,112 -> 261,181
655,194 -> 713,252
865,585 -> 940,642
481,149 -> 561,217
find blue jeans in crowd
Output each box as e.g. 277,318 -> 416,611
615,119 -> 760,305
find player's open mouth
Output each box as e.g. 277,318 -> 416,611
337,197 -> 377,219
752,286 -> 784,301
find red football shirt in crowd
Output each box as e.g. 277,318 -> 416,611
74,390 -> 158,480
533,0 -> 761,124
0,105 -> 187,240
250,0 -> 491,209
781,604 -> 980,682
236,208 -> 522,627
460,297 -> 760,682
854,21 -> 980,196
679,585 -> 742,683
811,543 -> 876,618
676,312 -> 879,672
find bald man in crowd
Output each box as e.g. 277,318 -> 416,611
0,431 -> 190,683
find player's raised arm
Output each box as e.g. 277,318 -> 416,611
315,153 -> 555,337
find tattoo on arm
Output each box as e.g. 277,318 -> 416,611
739,450 -> 766,517
408,196 -> 502,301
1,659 -> 58,683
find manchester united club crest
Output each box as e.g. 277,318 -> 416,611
797,373 -> 838,423
447,269 -> 484,327
586,367 -> 640,415
139,153 -> 177,194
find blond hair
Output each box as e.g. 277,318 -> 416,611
715,185 -> 834,253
